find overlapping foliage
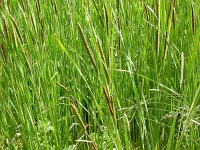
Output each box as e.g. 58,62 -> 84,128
0,0 -> 200,149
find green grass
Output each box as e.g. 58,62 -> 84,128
0,0 -> 200,149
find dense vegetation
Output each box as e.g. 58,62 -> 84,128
0,0 -> 200,149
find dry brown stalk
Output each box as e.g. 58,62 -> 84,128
77,22 -> 98,73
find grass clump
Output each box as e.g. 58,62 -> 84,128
0,0 -> 200,149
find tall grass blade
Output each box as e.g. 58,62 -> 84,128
191,3 -> 195,35
180,52 -> 184,90
156,0 -> 160,55
163,0 -> 176,61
